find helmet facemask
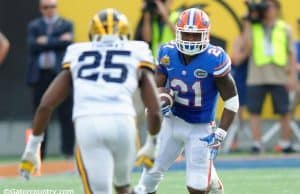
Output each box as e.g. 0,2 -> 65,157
175,8 -> 211,55
176,26 -> 210,56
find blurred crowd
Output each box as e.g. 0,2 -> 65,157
1,0 -> 300,158
231,0 -> 299,153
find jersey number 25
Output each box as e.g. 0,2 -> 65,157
77,50 -> 130,83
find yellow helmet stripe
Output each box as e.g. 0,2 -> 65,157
118,18 -> 125,35
107,8 -> 114,34
93,15 -> 106,35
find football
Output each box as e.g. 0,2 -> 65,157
158,87 -> 175,107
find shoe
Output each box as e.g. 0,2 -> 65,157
282,146 -> 296,153
274,144 -> 296,153
251,146 -> 261,154
133,185 -> 146,194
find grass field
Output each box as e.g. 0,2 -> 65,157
1,168 -> 300,194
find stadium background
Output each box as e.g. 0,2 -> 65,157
0,0 -> 299,156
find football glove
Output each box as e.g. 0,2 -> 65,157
19,134 -> 43,180
200,128 -> 227,160
135,134 -> 157,169
161,104 -> 171,117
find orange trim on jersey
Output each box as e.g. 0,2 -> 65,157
62,63 -> 71,69
75,148 -> 92,194
214,67 -> 231,78
214,59 -> 229,71
138,61 -> 155,71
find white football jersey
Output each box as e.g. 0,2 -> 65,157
62,38 -> 154,120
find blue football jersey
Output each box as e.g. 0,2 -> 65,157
157,41 -> 231,123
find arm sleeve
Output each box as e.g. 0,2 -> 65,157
213,49 -> 232,77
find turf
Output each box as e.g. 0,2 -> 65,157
1,168 -> 300,194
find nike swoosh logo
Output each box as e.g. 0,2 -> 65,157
166,68 -> 174,71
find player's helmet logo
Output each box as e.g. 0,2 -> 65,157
176,8 -> 210,55
88,8 -> 130,41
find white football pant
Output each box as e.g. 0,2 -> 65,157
137,114 -> 223,193
75,115 -> 137,194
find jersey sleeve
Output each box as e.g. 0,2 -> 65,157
213,48 -> 232,77
156,45 -> 168,76
135,42 -> 156,72
62,44 -> 76,70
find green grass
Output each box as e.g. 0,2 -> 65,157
1,169 -> 300,194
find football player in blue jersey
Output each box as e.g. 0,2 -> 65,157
135,8 -> 239,194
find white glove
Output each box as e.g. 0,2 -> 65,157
135,134 -> 157,168
161,104 -> 171,117
200,128 -> 227,160
19,134 -> 44,180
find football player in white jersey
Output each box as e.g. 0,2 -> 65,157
19,8 -> 161,194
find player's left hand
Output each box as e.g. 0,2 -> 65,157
200,128 -> 227,160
